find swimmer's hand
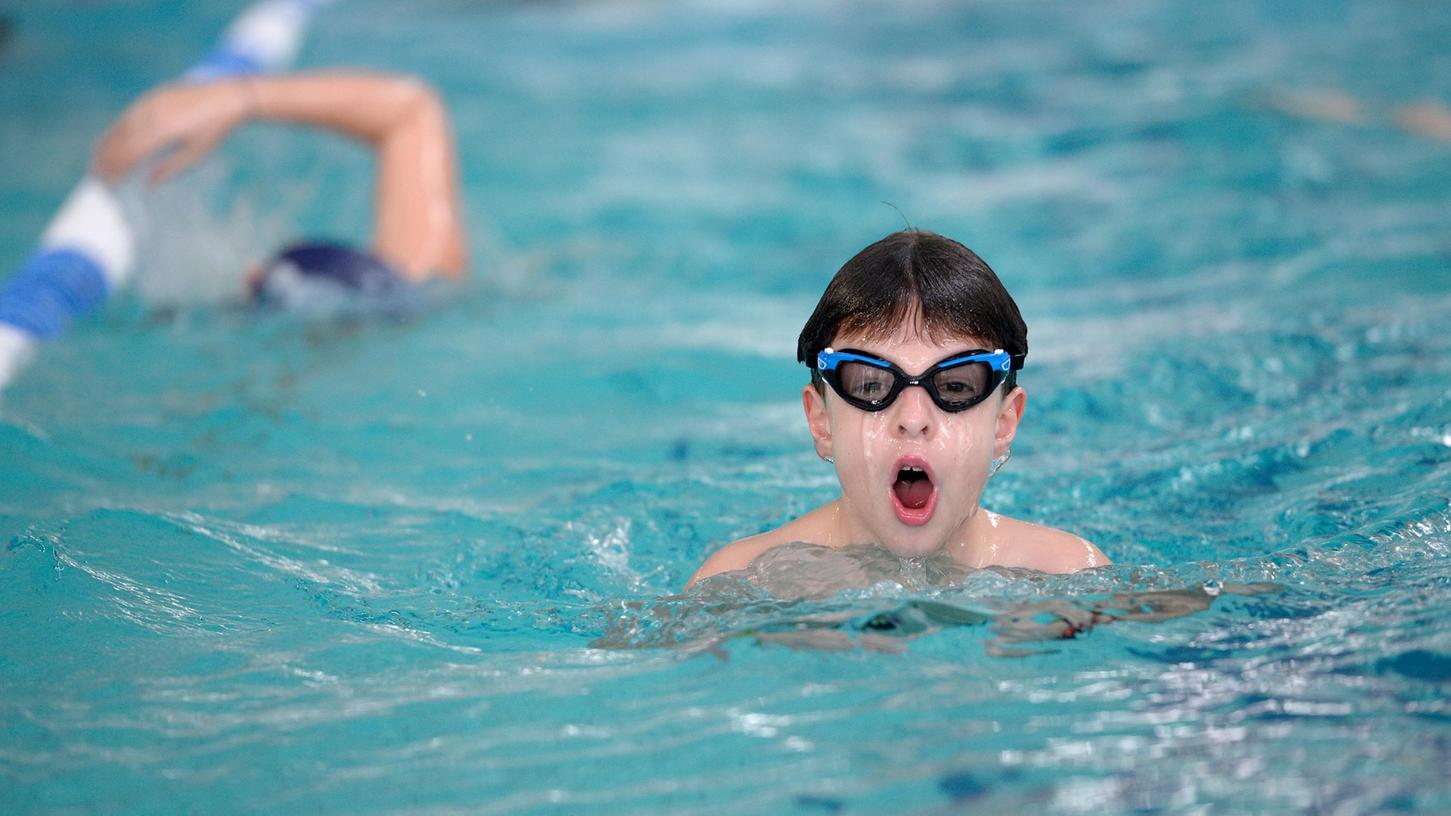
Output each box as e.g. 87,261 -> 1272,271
93,80 -> 252,185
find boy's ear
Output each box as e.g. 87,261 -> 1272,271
802,384 -> 833,460
994,385 -> 1026,458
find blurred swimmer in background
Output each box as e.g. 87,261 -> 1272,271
1261,88 -> 1451,143
92,71 -> 468,307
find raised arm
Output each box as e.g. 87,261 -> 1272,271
93,71 -> 467,281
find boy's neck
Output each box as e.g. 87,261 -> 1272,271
822,497 -> 998,565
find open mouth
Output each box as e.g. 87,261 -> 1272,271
890,457 -> 937,525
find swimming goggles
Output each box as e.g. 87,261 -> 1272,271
812,347 -> 1024,413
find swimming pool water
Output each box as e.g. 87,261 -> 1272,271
3,0 -> 1450,812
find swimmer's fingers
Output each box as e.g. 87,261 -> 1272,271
147,131 -> 225,184
93,113 -> 156,183
93,82 -> 248,184
93,86 -> 186,181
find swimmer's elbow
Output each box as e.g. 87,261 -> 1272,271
359,75 -> 449,143
397,80 -> 450,133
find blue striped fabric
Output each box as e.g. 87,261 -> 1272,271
0,249 -> 110,340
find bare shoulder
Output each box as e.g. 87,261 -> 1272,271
687,505 -> 837,588
987,512 -> 1110,573
686,533 -> 782,587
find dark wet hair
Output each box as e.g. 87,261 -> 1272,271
797,230 -> 1027,389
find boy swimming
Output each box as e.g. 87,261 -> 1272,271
690,230 -> 1107,587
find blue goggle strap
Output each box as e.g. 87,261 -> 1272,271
815,348 -> 1018,374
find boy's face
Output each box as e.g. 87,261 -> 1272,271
802,322 -> 1025,559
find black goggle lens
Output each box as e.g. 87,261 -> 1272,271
825,356 -> 1002,412
930,361 -> 992,408
837,361 -> 898,407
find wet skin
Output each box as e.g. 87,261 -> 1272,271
802,324 -> 1017,562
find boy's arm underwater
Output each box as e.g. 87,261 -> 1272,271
92,71 -> 468,282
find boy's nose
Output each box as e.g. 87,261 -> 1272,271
892,385 -> 935,438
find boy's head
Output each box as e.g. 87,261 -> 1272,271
797,230 -> 1030,559
797,230 -> 1027,390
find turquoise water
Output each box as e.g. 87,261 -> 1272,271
3,0 -> 1451,812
